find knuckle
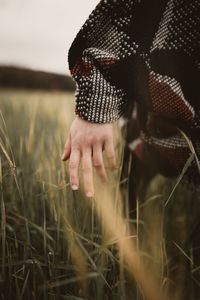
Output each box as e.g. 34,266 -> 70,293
83,166 -> 92,172
71,143 -> 80,151
104,133 -> 112,140
85,135 -> 98,145
93,160 -> 102,167
69,161 -> 77,169
85,139 -> 92,146
92,136 -> 100,144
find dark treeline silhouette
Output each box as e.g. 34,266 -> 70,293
0,66 -> 76,91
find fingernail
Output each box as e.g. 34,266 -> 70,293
86,192 -> 94,198
61,153 -> 65,160
72,185 -> 78,190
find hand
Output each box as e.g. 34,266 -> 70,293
61,116 -> 117,197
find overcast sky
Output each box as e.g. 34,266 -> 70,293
0,0 -> 98,74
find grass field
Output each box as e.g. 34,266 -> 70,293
1,89 -> 200,300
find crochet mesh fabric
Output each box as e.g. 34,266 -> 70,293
68,0 -> 200,185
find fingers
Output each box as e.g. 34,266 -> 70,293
104,137 -> 117,169
69,148 -> 81,190
61,135 -> 71,161
92,144 -> 108,182
61,121 -> 116,198
82,148 -> 94,197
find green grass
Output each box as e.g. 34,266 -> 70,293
0,89 -> 127,300
1,89 -> 200,300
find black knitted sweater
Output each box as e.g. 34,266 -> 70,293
68,0 -> 200,186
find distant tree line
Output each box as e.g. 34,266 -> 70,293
0,66 -> 76,91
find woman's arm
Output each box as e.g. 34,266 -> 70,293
62,0 -> 140,196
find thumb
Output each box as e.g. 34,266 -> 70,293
61,134 -> 71,161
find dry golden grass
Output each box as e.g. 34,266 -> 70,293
1,89 -> 200,300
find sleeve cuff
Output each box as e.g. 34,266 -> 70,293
73,68 -> 127,123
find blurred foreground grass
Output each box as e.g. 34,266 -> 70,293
1,89 -> 200,300
0,89 -> 129,300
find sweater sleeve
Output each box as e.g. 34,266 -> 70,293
68,0 -> 140,123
